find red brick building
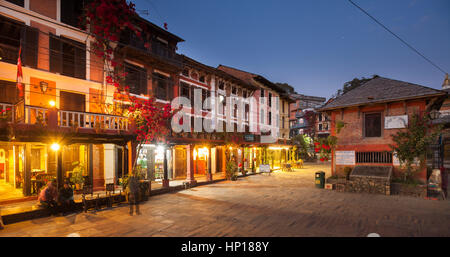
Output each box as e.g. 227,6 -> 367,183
319,77 -> 446,182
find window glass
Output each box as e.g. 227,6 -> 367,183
5,0 -> 24,7
153,73 -> 172,101
61,0 -> 85,29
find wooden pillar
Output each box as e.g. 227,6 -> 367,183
207,146 -> 212,181
162,147 -> 169,188
186,144 -> 196,184
251,148 -> 255,173
127,140 -> 136,174
57,147 -> 63,189
23,143 -> 31,196
88,144 -> 93,186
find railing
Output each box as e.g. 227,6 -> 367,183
1,103 -> 128,132
58,110 -> 128,131
0,103 -> 14,123
121,33 -> 182,65
25,105 -> 48,125
356,152 -> 393,164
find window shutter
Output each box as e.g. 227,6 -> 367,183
365,113 -> 382,137
139,69 -> 147,95
23,26 -> 38,68
74,43 -> 86,79
49,34 -> 62,74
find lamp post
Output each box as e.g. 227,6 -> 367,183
51,142 -> 62,189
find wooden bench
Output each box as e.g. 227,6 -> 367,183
82,185 -> 99,213
293,160 -> 304,169
105,183 -> 124,207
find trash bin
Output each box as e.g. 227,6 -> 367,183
315,171 -> 325,189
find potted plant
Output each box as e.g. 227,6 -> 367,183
226,160 -> 237,181
0,107 -> 12,131
240,163 -> 247,176
70,162 -> 85,190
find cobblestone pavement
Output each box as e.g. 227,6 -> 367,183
1,163 -> 449,237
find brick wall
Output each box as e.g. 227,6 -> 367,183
30,0 -> 57,20
89,41 -> 104,83
330,100 -> 428,181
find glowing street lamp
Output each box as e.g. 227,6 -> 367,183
51,143 -> 60,151
49,100 -> 56,107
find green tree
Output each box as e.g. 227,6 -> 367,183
335,75 -> 379,97
390,112 -> 441,182
292,134 -> 310,159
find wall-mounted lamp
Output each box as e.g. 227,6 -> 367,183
40,81 -> 48,94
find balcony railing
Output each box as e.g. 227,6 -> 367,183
59,110 -> 128,131
25,105 -> 48,125
2,103 -> 128,132
121,33 -> 182,65
0,103 -> 14,122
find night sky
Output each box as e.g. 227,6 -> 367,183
133,0 -> 450,99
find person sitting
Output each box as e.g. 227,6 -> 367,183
38,180 -> 58,215
58,181 -> 75,215
0,213 -> 4,230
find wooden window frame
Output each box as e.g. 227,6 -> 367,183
363,112 -> 383,138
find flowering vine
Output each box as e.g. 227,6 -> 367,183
314,136 -> 337,162
83,0 -> 176,171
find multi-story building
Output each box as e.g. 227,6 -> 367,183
217,65 -> 295,169
318,77 -> 446,183
0,0 -> 298,203
0,0 -> 137,201
289,94 -> 326,137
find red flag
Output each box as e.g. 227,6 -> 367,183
163,22 -> 168,30
17,46 -> 24,98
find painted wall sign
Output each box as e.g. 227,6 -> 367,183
244,134 -> 255,142
335,151 -> 355,165
385,115 -> 408,129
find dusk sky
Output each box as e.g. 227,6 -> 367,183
134,0 -> 450,99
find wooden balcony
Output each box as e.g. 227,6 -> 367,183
1,103 -> 131,142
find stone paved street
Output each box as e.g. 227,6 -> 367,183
1,163 -> 449,237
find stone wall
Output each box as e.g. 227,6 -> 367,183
390,183 -> 427,197
345,177 -> 390,195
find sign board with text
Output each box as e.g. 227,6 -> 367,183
335,151 -> 355,165
385,115 -> 408,129
259,164 -> 271,173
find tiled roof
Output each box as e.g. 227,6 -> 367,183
319,77 -> 446,111
217,65 -> 294,100
217,65 -> 260,88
